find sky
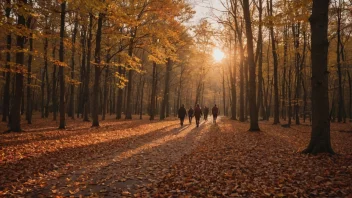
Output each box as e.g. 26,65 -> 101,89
189,0 -> 225,25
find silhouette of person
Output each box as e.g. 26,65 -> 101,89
212,104 -> 219,124
188,106 -> 194,124
194,104 -> 203,127
178,104 -> 187,126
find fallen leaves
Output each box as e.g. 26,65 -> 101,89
0,115 -> 211,196
141,118 -> 352,197
1,116 -> 351,197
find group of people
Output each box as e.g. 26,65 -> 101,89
177,104 -> 219,127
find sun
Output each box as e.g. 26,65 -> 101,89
213,48 -> 225,62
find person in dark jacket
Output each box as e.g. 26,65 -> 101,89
188,106 -> 194,124
203,106 -> 209,121
178,104 -> 187,126
212,104 -> 219,124
194,104 -> 203,127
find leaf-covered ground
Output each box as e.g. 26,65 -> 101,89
141,119 -> 352,197
1,116 -> 352,197
0,116 -> 212,197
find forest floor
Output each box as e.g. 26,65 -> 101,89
0,115 -> 352,197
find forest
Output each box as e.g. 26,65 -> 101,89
0,0 -> 351,197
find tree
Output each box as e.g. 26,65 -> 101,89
2,0 -> 11,122
303,0 -> 334,154
58,1 -> 66,129
242,0 -> 260,131
10,0 -> 27,132
26,0 -> 34,124
267,0 -> 280,124
92,12 -> 104,127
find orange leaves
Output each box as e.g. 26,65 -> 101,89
141,118 -> 352,197
1,117 -> 351,197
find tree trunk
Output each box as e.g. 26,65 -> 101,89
2,0 -> 11,122
150,62 -> 157,120
69,16 -> 78,119
92,13 -> 104,127
222,65 -> 226,116
336,4 -> 345,123
243,0 -> 260,131
58,1 -> 66,129
268,0 -> 280,124
231,38 -> 237,120
292,23 -> 301,125
10,0 -> 27,132
102,54 -> 110,120
116,65 -> 124,119
125,38 -> 134,120
256,0 -> 263,119
303,0 -> 334,154
282,25 -> 288,120
348,71 -> 352,121
78,25 -> 86,118
160,58 -> 172,120
140,77 -> 145,120
26,10 -> 34,124
83,14 -> 93,122
52,43 -> 57,121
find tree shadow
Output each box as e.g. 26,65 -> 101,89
0,120 -> 152,147
0,122 -> 182,192
15,122 -> 209,197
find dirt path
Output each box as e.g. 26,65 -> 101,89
0,116 -> 219,197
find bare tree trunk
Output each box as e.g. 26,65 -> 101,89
69,16 -> 78,119
26,8 -> 34,124
268,0 -> 280,124
348,71 -> 352,121
78,25 -> 86,118
292,23 -> 301,125
2,0 -> 11,122
303,0 -> 334,154
231,37 -> 237,120
10,0 -> 27,132
256,0 -> 263,119
336,3 -> 345,123
83,14 -> 93,122
52,43 -> 57,121
221,65 -> 226,116
42,37 -> 48,118
243,0 -> 260,131
140,77 -> 145,120
58,1 -> 66,129
160,58 -> 172,120
125,37 -> 134,120
102,54 -> 110,120
150,62 -> 157,120
282,25 -> 288,120
92,13 -> 104,127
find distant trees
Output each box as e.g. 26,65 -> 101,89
0,0 -> 197,130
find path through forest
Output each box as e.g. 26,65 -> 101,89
1,116 -> 352,197
0,116 -> 218,197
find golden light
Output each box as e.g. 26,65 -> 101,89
213,48 -> 225,62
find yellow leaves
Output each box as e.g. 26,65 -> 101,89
51,60 -> 69,67
66,76 -> 82,86
114,72 -> 128,88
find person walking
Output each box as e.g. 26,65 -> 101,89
188,106 -> 194,124
203,106 -> 209,121
212,104 -> 219,124
194,104 -> 203,127
178,104 -> 187,126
